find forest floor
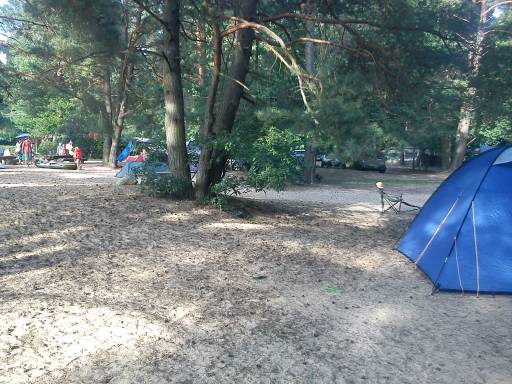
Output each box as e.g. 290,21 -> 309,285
1,164 -> 512,384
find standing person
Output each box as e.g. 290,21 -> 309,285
15,140 -> 22,163
66,140 -> 73,156
57,142 -> 62,156
22,138 -> 32,165
61,143 -> 68,156
73,146 -> 83,170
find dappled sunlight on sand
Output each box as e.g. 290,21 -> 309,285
2,166 -> 512,383
350,253 -> 397,271
2,227 -> 86,249
59,171 -> 116,180
342,203 -> 381,212
201,221 -> 275,231
158,211 -> 195,223
2,243 -> 68,262
1,304 -> 195,382
0,182 -> 114,188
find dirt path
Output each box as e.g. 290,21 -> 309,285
1,165 -> 512,383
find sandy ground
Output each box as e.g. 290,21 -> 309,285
1,164 -> 512,384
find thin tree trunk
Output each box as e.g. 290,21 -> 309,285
108,6 -> 142,168
441,138 -> 451,170
412,146 -> 416,171
109,82 -> 130,168
450,0 -> 487,171
102,67 -> 113,165
161,0 -> 192,191
195,0 -> 259,199
195,22 -> 205,86
303,0 -> 316,184
195,14 -> 222,200
303,143 -> 316,183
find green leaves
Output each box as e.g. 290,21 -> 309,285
247,126 -> 303,192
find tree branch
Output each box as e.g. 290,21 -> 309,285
131,0 -> 168,30
259,13 -> 459,43
0,15 -> 51,28
483,0 -> 512,16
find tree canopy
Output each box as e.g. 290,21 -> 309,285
0,0 -> 511,198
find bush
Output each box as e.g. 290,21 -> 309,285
135,161 -> 191,199
209,175 -> 248,209
79,137 -> 103,159
37,140 -> 57,156
246,126 -> 303,191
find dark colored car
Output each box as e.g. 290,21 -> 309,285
319,154 -> 344,168
354,156 -> 386,173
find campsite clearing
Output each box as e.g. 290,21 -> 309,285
1,165 -> 512,383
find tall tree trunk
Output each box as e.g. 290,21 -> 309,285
108,6 -> 142,169
195,13 -> 222,200
450,0 -> 487,171
303,0 -> 316,184
195,22 -> 205,86
441,138 -> 451,170
195,0 -> 258,200
452,101 -> 473,169
102,67 -> 113,165
161,0 -> 192,191
109,78 -> 130,168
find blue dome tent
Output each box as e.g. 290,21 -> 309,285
116,138 -> 152,162
397,146 -> 512,295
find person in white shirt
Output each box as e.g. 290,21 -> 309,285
15,140 -> 22,162
66,140 -> 74,156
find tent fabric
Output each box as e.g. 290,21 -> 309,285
397,146 -> 512,294
115,161 -> 169,178
493,147 -> 512,165
117,140 -> 134,162
479,144 -> 496,153
117,138 -> 152,162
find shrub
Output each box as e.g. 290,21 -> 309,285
135,161 -> 191,199
79,137 -> 103,159
37,140 -> 57,156
209,175 -> 249,209
247,126 -> 303,191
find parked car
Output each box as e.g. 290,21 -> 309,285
319,153 -> 345,168
293,149 -> 305,159
353,155 -> 386,173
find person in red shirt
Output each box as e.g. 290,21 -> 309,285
73,146 -> 83,170
21,138 -> 32,165
136,147 -> 148,162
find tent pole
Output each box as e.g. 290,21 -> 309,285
454,237 -> 464,295
471,201 -> 480,297
415,196 -> 460,266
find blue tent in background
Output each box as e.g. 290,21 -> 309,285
115,161 -> 169,178
117,140 -> 134,162
117,138 -> 152,162
397,146 -> 512,294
